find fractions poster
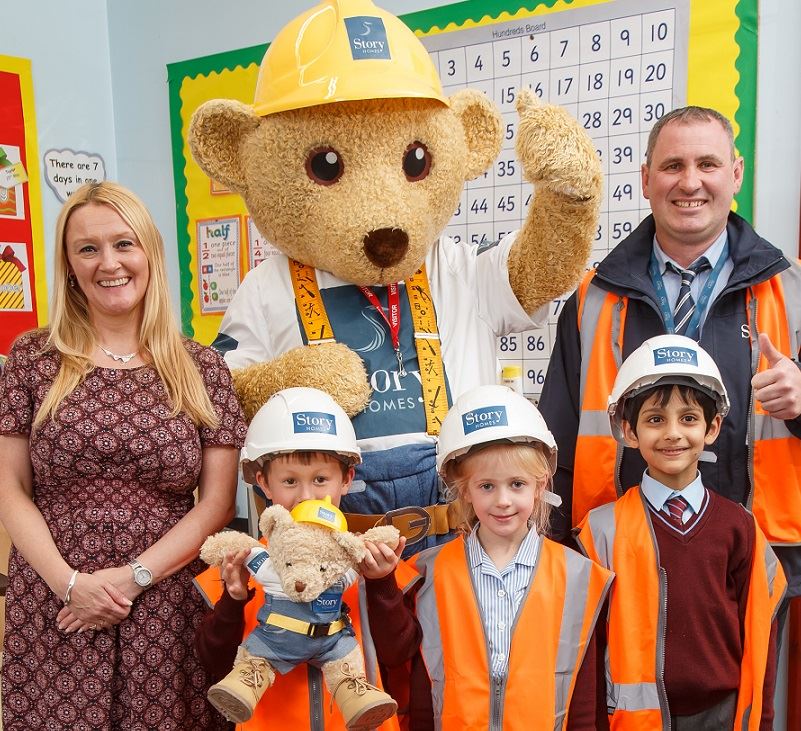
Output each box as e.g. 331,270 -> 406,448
168,0 -> 757,394
0,55 -> 47,356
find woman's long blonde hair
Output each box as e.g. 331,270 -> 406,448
444,442 -> 554,536
34,181 -> 218,429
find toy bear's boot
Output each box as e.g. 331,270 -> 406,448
324,647 -> 398,730
207,647 -> 276,723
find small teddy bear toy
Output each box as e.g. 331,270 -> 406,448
200,497 -> 400,728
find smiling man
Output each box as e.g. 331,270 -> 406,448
539,106 -> 801,615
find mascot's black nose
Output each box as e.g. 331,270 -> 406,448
363,228 -> 409,268
295,580 -> 306,593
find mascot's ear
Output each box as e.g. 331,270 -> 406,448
449,89 -> 503,181
259,504 -> 294,539
188,99 -> 261,193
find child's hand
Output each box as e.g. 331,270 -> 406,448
359,536 -> 406,580
221,549 -> 251,601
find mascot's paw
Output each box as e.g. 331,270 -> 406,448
200,531 -> 262,566
232,342 -> 372,421
515,88 -> 602,201
360,525 -> 401,551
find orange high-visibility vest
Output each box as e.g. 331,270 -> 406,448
194,546 -> 403,731
411,536 -> 613,730
577,488 -> 787,730
572,269 -> 801,544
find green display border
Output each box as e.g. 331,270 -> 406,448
167,0 -> 758,336
733,0 -> 758,221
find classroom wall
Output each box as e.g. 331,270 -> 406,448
1,0 -> 118,291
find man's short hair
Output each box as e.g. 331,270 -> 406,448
645,106 -> 736,166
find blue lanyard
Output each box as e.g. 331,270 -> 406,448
648,242 -> 729,340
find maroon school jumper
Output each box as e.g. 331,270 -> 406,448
646,488 -> 778,727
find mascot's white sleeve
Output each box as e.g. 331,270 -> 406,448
437,231 -> 549,335
216,265 -> 277,370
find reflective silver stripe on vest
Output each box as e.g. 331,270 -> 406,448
578,282 -> 608,412
414,548 -> 446,731
577,409 -> 613,437
554,549 -> 614,730
754,413 -> 794,441
611,682 -> 661,712
585,505 -> 617,568
779,264 -> 801,358
577,283 -> 621,439
764,541 -> 779,599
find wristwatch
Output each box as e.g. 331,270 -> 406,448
128,559 -> 153,588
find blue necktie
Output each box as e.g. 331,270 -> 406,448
666,257 -> 711,337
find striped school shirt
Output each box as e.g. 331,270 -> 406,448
466,524 -> 541,677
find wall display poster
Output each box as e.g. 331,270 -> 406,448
168,0 -> 756,400
0,55 -> 47,356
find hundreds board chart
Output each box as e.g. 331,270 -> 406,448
420,0 -> 689,401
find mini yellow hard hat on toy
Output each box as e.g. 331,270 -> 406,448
252,0 -> 448,117
290,495 -> 349,532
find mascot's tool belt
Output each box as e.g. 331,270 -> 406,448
290,260 -> 460,544
344,503 -> 461,544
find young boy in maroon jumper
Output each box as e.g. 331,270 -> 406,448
576,335 -> 785,730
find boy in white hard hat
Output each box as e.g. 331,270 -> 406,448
194,387 -> 401,730
576,335 -> 785,730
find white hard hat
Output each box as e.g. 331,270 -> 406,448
436,384 -> 558,477
607,335 -> 730,444
241,387 -> 361,484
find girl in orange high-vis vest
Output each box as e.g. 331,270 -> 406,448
361,385 -> 614,731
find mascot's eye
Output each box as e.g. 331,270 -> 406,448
306,147 -> 344,185
403,142 -> 431,182
319,566 -> 326,572
285,562 -> 292,568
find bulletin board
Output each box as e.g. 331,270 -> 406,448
168,0 -> 757,398
0,55 -> 47,356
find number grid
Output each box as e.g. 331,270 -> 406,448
421,0 -> 688,400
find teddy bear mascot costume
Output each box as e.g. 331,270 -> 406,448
189,0 -> 602,554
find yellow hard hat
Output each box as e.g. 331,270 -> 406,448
252,0 -> 448,117
290,496 -> 348,532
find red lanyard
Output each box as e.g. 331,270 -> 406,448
358,283 -> 407,375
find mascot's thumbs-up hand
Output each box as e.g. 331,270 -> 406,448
507,87 -> 603,313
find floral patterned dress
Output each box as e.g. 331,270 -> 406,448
0,331 -> 246,730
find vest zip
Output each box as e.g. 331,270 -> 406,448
746,294 -> 758,511
490,674 -> 505,730
656,567 -> 671,731
308,666 -> 324,731
645,499 -> 671,730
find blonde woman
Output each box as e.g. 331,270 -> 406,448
0,182 -> 247,730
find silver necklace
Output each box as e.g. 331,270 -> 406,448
98,345 -> 138,364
